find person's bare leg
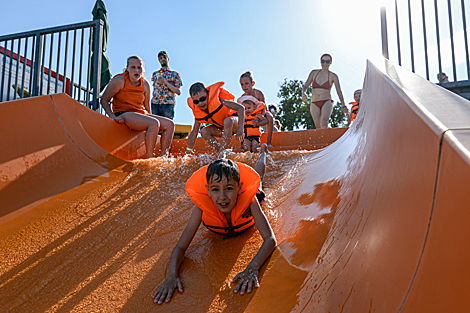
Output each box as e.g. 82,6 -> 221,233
265,111 -> 274,147
252,139 -> 259,153
320,101 -> 334,129
310,102 -> 322,129
242,138 -> 251,152
150,114 -> 175,156
121,112 -> 160,158
255,144 -> 267,181
221,116 -> 238,150
201,126 -> 224,152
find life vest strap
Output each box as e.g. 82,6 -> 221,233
195,103 -> 225,127
244,124 -> 257,129
203,218 -> 254,234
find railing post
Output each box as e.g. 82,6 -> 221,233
381,6 -> 389,59
32,32 -> 43,97
92,19 -> 103,110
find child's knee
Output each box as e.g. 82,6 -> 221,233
224,117 -> 234,128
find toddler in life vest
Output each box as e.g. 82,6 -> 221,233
347,89 -> 361,127
153,145 -> 276,305
237,95 -> 268,153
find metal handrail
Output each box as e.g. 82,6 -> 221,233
0,19 -> 103,108
381,0 -> 470,85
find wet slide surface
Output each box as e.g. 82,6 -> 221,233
1,58 -> 470,312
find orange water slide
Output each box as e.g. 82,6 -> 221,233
1,58 -> 470,312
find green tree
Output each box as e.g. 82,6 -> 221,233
277,79 -> 314,130
329,102 -> 348,128
277,79 -> 347,130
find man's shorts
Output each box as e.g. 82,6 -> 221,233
152,103 -> 175,120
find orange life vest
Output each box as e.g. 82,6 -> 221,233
349,101 -> 359,122
185,162 -> 261,235
187,82 -> 236,128
244,102 -> 266,137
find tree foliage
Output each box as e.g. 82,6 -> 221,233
329,102 -> 348,128
277,79 -> 346,130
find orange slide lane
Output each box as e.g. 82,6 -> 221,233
1,58 -> 470,312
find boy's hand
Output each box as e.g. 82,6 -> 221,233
153,276 -> 183,304
231,267 -> 259,295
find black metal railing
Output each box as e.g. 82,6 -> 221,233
0,20 -> 103,108
381,0 -> 470,100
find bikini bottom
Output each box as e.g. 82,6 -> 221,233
312,99 -> 333,109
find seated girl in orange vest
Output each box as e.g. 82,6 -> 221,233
186,82 -> 245,156
153,144 -> 276,304
237,95 -> 268,152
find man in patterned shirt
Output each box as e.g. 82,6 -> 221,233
151,51 -> 183,120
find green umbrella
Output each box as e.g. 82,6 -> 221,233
91,0 -> 111,93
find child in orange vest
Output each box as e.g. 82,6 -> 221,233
239,71 -> 275,147
153,144 -> 276,304
347,89 -> 361,127
237,95 -> 268,153
186,82 -> 245,156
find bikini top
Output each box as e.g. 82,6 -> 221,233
312,71 -> 332,90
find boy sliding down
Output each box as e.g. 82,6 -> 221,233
153,144 -> 276,304
186,82 -> 245,156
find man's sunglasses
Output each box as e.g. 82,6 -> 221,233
193,96 -> 207,105
321,59 -> 331,64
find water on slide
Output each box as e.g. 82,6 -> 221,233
0,150 -> 327,312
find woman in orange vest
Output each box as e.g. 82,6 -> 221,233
153,144 -> 276,304
101,56 -> 175,158
347,89 -> 361,127
237,95 -> 267,152
301,53 -> 349,129
186,82 -> 245,156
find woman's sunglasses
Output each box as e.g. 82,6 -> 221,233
193,96 -> 207,104
321,59 -> 331,64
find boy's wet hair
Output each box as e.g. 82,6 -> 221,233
206,159 -> 240,184
189,82 -> 208,96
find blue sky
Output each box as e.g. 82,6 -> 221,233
2,0 -> 468,126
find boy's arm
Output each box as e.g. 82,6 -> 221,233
231,198 -> 276,295
186,120 -> 201,153
220,98 -> 245,141
153,206 -> 202,304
